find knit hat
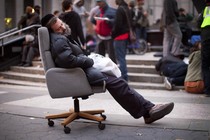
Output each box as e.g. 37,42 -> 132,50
41,14 -> 55,26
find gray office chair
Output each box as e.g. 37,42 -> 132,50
38,27 -> 106,134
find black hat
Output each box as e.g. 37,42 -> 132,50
41,14 -> 55,26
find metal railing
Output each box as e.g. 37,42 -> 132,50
0,24 -> 41,57
0,24 -> 41,41
0,27 -> 18,38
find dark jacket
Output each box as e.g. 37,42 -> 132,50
27,12 -> 40,26
162,0 -> 179,26
111,2 -> 130,39
18,14 -> 29,29
50,33 -> 106,84
50,33 -> 91,69
59,11 -> 85,46
18,12 -> 40,35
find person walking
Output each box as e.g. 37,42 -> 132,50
73,0 -> 89,38
198,0 -> 210,97
112,0 -> 130,81
162,0 -> 183,58
41,14 -> 174,124
59,0 -> 86,50
90,0 -> 117,63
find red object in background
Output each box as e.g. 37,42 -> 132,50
137,0 -> 144,5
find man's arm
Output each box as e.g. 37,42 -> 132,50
52,36 -> 93,69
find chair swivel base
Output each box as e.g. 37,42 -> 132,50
45,98 -> 106,134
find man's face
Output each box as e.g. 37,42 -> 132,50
51,18 -> 66,34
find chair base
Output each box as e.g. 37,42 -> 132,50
45,109 -> 105,126
45,98 -> 106,133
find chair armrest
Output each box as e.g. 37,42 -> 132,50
46,67 -> 93,98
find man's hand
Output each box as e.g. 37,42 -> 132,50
81,45 -> 86,50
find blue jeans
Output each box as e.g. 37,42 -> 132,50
136,27 -> 147,40
114,40 -> 128,81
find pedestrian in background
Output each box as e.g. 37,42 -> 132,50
18,5 -> 41,67
178,8 -> 193,48
162,0 -> 182,58
17,6 -> 34,30
197,0 -> 210,97
112,0 -> 131,81
90,0 -> 117,63
184,41 -> 204,94
73,0 -> 89,38
59,0 -> 86,50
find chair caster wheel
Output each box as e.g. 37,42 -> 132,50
64,126 -> 71,134
101,114 -> 106,120
98,122 -> 105,130
48,120 -> 54,127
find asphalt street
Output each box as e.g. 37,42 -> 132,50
0,84 -> 209,140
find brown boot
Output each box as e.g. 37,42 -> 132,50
144,102 -> 174,124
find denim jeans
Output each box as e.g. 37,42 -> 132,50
113,40 -> 128,81
136,27 -> 147,40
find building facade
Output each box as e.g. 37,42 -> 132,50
0,0 -> 197,33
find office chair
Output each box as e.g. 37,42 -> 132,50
38,27 -> 106,134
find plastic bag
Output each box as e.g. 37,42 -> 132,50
88,53 -> 121,78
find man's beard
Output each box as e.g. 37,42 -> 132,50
63,23 -> 71,37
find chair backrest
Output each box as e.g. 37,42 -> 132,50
38,27 -> 55,72
38,27 -> 105,98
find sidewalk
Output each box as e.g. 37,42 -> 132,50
0,84 -> 209,140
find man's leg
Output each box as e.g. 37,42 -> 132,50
172,63 -> 187,77
114,40 -> 128,81
105,74 -> 154,119
25,47 -> 39,66
163,27 -> 173,57
105,74 -> 174,124
19,45 -> 29,66
168,21 -> 182,56
106,39 -> 117,64
169,76 -> 186,86
97,40 -> 106,57
201,40 -> 210,96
